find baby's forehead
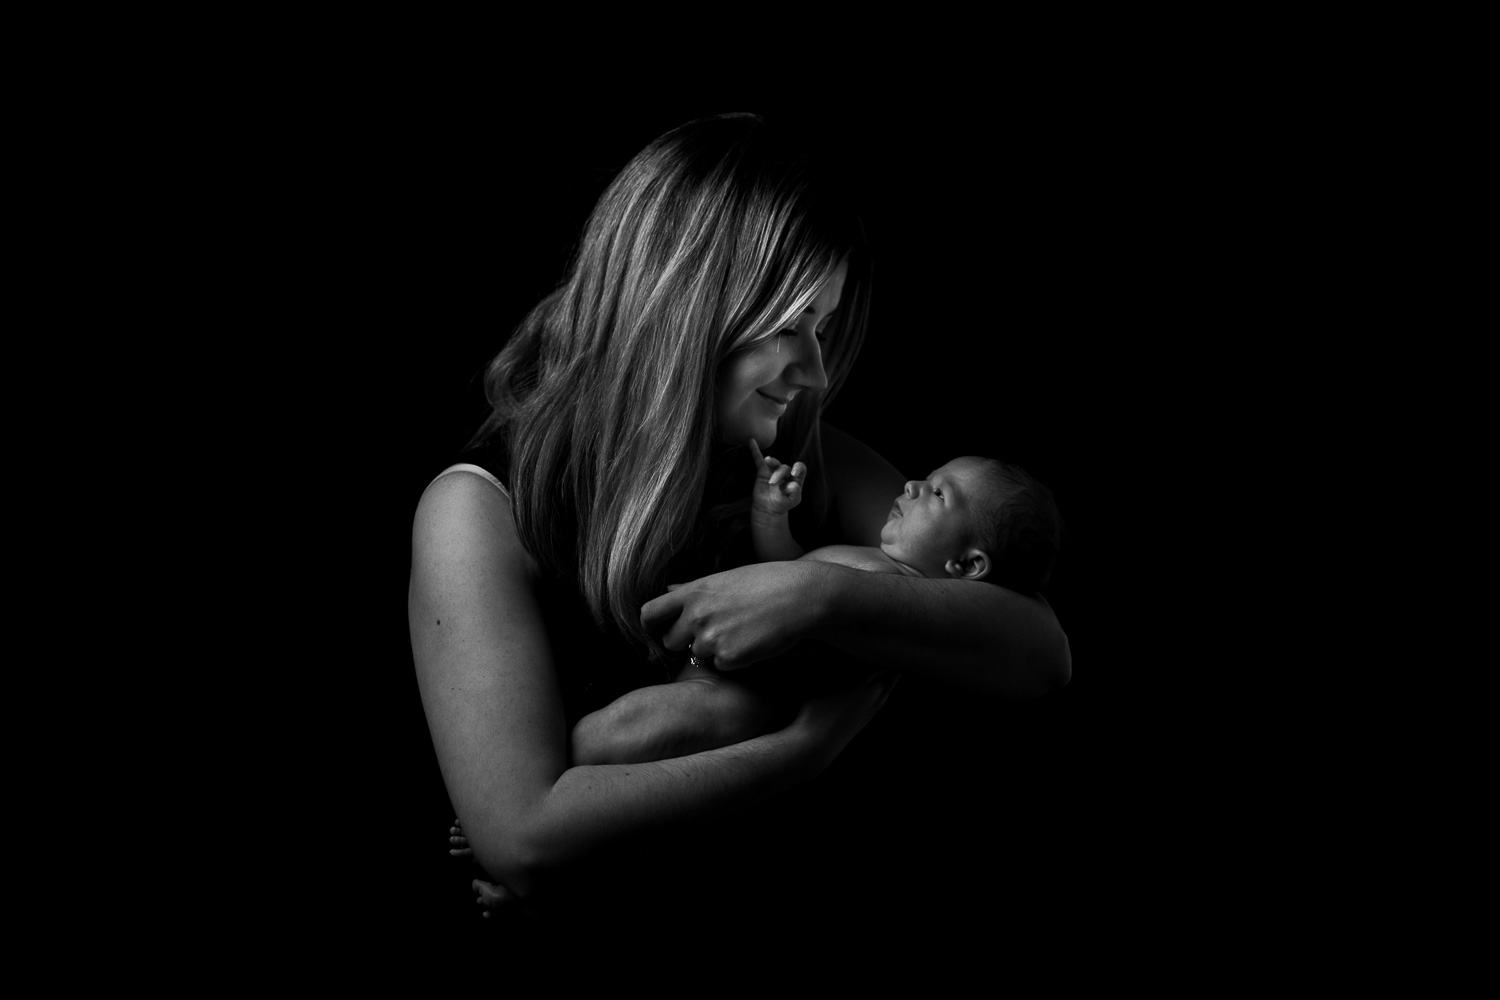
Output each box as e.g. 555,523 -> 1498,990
933,456 -> 994,486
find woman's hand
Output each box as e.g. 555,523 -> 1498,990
640,560 -> 834,671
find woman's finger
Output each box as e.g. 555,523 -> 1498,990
641,586 -> 687,634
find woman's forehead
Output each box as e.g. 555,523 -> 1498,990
811,260 -> 849,313
777,258 -> 848,328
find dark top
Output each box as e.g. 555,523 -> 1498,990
448,437 -> 853,725
450,437 -> 728,724
421,436 -> 1034,944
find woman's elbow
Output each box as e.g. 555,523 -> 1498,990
467,840 -> 536,902
466,816 -> 557,902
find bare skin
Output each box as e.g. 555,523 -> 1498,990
449,446 -> 1026,917
421,425 -> 1065,918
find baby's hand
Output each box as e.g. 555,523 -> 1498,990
749,438 -> 806,517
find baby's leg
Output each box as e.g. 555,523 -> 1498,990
570,662 -> 779,765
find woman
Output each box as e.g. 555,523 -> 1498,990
409,113 -> 1071,921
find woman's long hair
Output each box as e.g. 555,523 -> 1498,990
470,113 -> 871,659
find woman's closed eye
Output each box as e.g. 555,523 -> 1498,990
780,328 -> 829,344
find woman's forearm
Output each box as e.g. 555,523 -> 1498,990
813,563 -> 1071,698
481,726 -> 811,897
570,676 -> 778,765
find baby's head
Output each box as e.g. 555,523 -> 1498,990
879,456 -> 1061,593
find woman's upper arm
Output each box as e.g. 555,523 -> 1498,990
820,422 -> 907,546
407,472 -> 568,871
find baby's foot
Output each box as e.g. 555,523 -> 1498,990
473,879 -> 514,919
449,818 -> 474,860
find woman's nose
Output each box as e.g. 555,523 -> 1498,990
904,481 -> 920,499
783,326 -> 829,391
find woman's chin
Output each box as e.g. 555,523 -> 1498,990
721,430 -> 776,450
750,422 -> 779,449
719,415 -> 779,450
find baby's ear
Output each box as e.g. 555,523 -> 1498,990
944,548 -> 991,582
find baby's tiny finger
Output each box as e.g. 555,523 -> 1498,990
792,462 -> 806,481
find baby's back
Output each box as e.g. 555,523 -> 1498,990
800,544 -> 912,576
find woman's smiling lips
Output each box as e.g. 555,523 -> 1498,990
756,390 -> 790,411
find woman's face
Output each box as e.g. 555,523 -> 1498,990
717,261 -> 847,449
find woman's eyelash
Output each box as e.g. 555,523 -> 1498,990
779,328 -> 830,343
933,487 -> 944,498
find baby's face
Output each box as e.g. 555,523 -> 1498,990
879,457 -> 989,577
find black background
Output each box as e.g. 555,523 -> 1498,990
259,92 -> 1296,955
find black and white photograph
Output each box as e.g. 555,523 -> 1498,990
269,89 -> 1316,966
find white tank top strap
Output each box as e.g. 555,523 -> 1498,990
427,462 -> 511,499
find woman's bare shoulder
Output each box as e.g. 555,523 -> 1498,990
411,471 -> 538,580
409,471 -> 550,677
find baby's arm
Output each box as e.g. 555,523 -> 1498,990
749,438 -> 807,562
570,661 -> 779,765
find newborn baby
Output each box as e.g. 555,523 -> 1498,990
568,441 -> 1063,765
748,440 -> 1059,591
